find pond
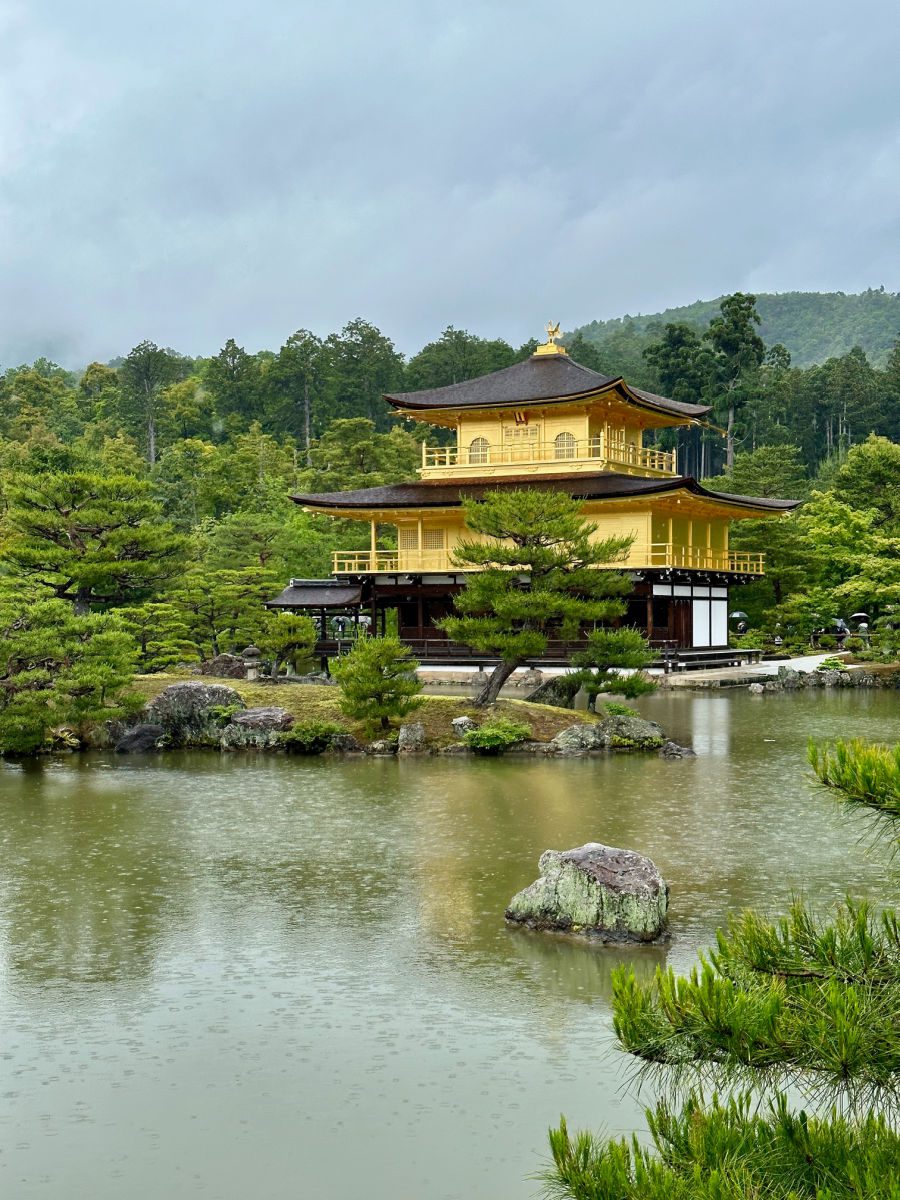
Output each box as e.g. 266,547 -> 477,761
0,689 -> 897,1199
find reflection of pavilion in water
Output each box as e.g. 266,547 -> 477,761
689,696 -> 732,757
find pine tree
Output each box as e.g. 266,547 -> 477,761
0,595 -> 141,754
260,612 -> 317,678
544,738 -> 900,1199
1,470 -> 187,613
570,628 -> 656,706
330,637 -> 423,732
117,602 -> 201,672
441,489 -> 637,706
172,567 -> 281,658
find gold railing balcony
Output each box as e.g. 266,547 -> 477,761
333,545 -> 765,575
420,435 -> 676,478
648,544 -> 765,574
332,550 -> 452,575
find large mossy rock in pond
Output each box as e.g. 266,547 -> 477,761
220,707 -> 294,749
526,675 -> 581,709
145,682 -> 245,746
599,713 -> 665,750
547,723 -> 608,755
506,843 -> 669,942
547,714 -> 666,755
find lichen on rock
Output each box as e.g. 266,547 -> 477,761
220,707 -> 294,749
144,681 -> 245,746
505,843 -> 669,942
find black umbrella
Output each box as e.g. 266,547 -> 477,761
850,612 -> 869,621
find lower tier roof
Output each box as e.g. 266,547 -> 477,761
291,472 -> 800,514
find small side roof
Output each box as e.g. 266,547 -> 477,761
385,354 -> 711,420
266,581 -> 363,609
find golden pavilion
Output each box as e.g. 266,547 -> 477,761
270,327 -> 799,662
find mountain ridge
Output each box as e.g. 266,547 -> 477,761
571,288 -> 900,368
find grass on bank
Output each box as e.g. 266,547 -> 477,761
131,673 -> 600,747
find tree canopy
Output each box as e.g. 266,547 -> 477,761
442,489 -> 639,705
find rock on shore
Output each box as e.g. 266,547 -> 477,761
145,682 -> 245,744
220,707 -> 294,749
547,714 -> 666,755
505,843 -> 669,942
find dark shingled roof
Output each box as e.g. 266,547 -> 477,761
266,582 -> 363,609
385,354 -> 711,419
291,472 -> 801,514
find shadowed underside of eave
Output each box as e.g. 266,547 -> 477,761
291,471 -> 801,517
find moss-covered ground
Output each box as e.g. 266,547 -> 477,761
131,674 -> 597,747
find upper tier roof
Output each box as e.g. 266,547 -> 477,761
291,472 -> 800,514
385,354 -> 711,419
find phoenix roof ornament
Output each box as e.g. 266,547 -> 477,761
533,319 -> 568,357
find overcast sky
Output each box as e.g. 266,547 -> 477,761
2,0 -> 899,367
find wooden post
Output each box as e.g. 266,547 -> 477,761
370,519 -> 377,570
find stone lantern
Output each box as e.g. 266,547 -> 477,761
242,645 -> 262,682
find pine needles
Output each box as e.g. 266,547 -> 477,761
544,738 -> 900,1198
809,737 -> 900,823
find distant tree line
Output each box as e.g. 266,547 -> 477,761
568,294 -> 900,478
1,301 -> 899,752
574,287 -> 900,368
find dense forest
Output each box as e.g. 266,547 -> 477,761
572,288 -> 900,368
1,296 -> 899,749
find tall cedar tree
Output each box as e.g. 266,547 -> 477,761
544,736 -> 900,1200
441,490 -> 635,706
1,471 -> 186,614
705,293 -> 765,469
330,637 -> 423,732
119,341 -> 186,464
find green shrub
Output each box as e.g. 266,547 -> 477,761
601,701 -> 640,718
279,720 -> 344,755
462,717 -> 531,756
613,671 -> 657,699
208,703 -> 243,726
330,636 -> 423,731
817,633 -> 838,649
817,656 -> 847,672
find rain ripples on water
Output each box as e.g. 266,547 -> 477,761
0,689 -> 896,1199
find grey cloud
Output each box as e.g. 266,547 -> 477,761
2,0 -> 899,367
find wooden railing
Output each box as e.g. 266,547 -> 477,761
420,435 -> 676,475
333,546 -> 765,575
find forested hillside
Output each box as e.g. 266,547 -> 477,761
573,288 -> 900,368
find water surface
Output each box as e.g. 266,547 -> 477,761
0,689 -> 897,1199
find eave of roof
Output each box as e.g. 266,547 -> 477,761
384,354 -> 710,421
290,473 -> 801,515
266,582 -> 363,608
